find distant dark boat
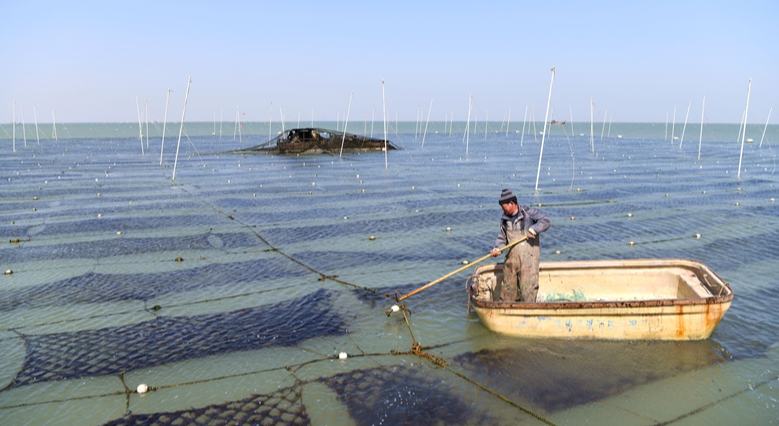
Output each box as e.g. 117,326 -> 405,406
235,128 -> 399,155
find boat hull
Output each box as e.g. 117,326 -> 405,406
469,259 -> 733,341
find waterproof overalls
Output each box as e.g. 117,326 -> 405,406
494,206 -> 550,302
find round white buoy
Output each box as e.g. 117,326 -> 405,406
554,250 -> 561,255
735,202 -> 741,206
461,260 -> 469,265
390,305 -> 400,313
627,213 -> 633,218
628,241 -> 636,246
136,384 -> 148,394
338,352 -> 348,360
368,235 -> 376,241
569,216 -> 576,221
116,231 -> 123,236
97,213 -> 102,218
445,227 -> 452,232
343,216 -> 349,220
4,269 -> 12,275
693,233 -> 702,239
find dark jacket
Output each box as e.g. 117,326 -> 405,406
494,205 -> 551,248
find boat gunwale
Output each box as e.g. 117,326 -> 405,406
469,258 -> 734,311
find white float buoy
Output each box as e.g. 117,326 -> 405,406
628,241 -> 636,246
368,235 -> 376,241
136,384 -> 148,394
445,227 -> 452,232
554,250 -> 561,255
627,212 -> 633,218
693,233 -> 702,239
390,305 -> 400,313
461,260 -> 469,265
4,269 -> 12,275
338,352 -> 348,360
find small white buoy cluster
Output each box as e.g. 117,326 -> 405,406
338,352 -> 348,360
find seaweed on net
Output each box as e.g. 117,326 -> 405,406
321,365 -> 498,426
104,384 -> 310,426
0,257 -> 306,311
11,289 -> 345,387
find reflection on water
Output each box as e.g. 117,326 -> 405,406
454,339 -> 730,412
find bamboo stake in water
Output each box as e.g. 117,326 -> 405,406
534,66 -> 556,192
21,110 -> 27,147
135,97 -> 144,154
531,109 -> 538,143
569,105 -> 575,137
670,105 -> 676,143
381,80 -> 388,169
414,108 -> 420,141
219,109 -> 223,141
421,99 -> 433,148
759,107 -> 772,148
33,105 -> 40,144
599,110 -> 607,142
589,98 -> 594,153
212,112 -> 216,135
159,89 -> 171,166
505,107 -> 511,137
520,105 -> 527,148
51,110 -> 58,142
698,96 -> 706,161
737,79 -> 752,180
484,110 -> 489,140
172,76 -> 192,182
370,109 -> 375,138
339,92 -> 353,158
464,95 -> 472,158
664,112 -> 668,141
279,107 -> 285,135
238,108 -> 243,143
233,106 -> 239,141
679,101 -> 691,149
145,100 -> 150,150
11,100 -> 15,152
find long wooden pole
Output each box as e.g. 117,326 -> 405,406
392,236 -> 528,305
33,105 -> 40,145
520,104 -> 527,147
381,80 -> 388,169
421,99 -> 433,148
171,76 -> 192,182
759,107 -> 772,148
679,101 -> 691,149
535,66 -> 556,192
159,89 -> 171,166
697,96 -> 706,161
737,79 -> 752,180
339,92 -> 353,158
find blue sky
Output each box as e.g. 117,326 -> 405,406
2,1 -> 777,123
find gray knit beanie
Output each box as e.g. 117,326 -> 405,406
499,188 -> 517,204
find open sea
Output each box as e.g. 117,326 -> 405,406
1,121 -> 777,425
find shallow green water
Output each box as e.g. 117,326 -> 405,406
0,122 -> 777,424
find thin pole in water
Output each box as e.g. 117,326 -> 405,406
484,110 -> 489,140
531,109 -> 538,143
145,100 -> 150,150
238,108 -> 243,143
395,112 -> 399,136
464,95 -> 472,158
212,112 -> 216,136
339,92 -> 353,158
679,101 -> 691,149
414,108 -> 420,141
21,110 -> 27,147
370,109 -> 375,138
381,80 -> 388,169
160,88 -> 171,166
664,112 -> 668,141
268,104 -> 273,141
135,97 -> 144,154
51,110 -> 58,142
589,98 -> 595,153
569,105 -> 575,137
520,105 -> 528,148
33,105 -> 40,145
172,76 -> 192,182
505,107 -> 511,137
534,66 -> 556,192
759,107 -> 772,148
421,99 -> 433,148
698,96 -> 705,161
219,109 -> 223,141
233,106 -> 239,141
737,79 -> 752,180
599,110 -> 607,142
670,105 -> 676,143
11,100 -> 15,152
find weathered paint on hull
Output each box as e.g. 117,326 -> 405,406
473,300 -> 732,340
469,259 -> 734,341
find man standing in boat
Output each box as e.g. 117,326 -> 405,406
490,188 -> 551,303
